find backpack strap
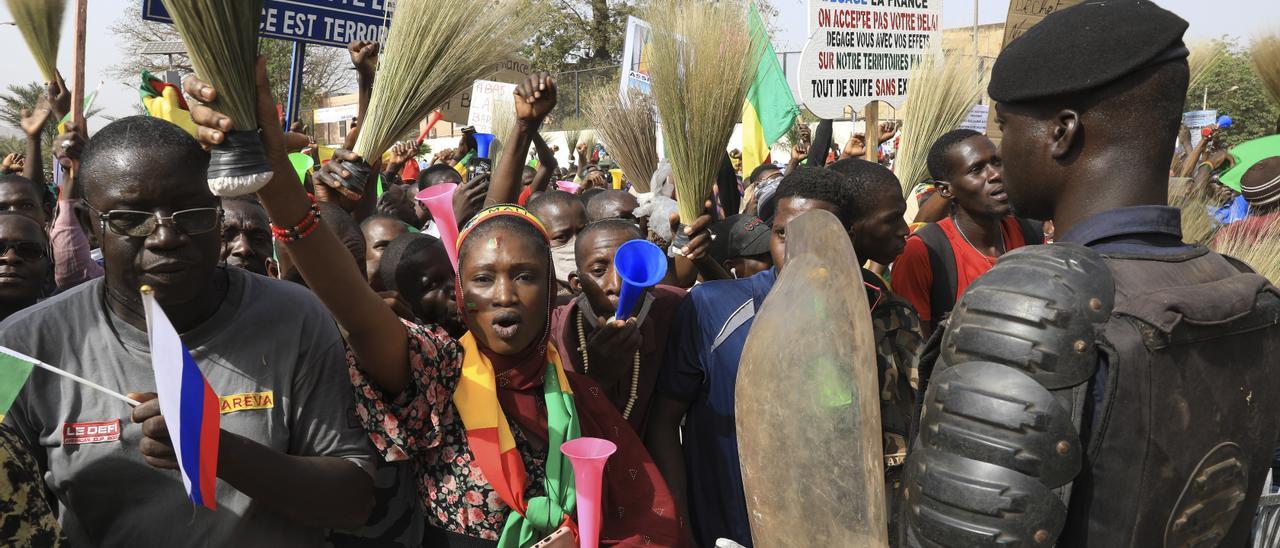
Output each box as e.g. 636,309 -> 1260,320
1015,217 -> 1046,245
915,223 -> 958,322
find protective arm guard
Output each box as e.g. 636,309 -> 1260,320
902,244 -> 1116,547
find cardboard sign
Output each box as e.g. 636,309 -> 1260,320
796,0 -> 944,118
435,58 -> 531,125
466,80 -> 519,134
1001,0 -> 1086,46
986,0 -> 1086,140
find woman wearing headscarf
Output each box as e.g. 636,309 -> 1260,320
186,63 -> 683,547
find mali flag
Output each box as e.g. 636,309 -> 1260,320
140,72 -> 200,137
741,3 -> 799,176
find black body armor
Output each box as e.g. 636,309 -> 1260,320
902,243 -> 1280,547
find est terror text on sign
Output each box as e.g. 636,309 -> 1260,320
141,0 -> 393,49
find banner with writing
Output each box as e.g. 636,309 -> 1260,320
797,0 -> 944,118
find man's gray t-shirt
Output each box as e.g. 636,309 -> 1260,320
0,267 -> 376,546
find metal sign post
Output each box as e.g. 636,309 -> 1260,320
284,43 -> 307,129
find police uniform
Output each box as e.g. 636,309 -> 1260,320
899,1 -> 1280,546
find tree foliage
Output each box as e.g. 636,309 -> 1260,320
1185,37 -> 1280,149
523,0 -> 778,73
108,5 -> 356,126
0,82 -> 101,161
522,0 -> 636,74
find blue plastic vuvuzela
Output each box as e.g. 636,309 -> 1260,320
474,133 -> 496,159
613,239 -> 667,321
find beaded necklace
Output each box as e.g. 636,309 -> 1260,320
575,309 -> 641,420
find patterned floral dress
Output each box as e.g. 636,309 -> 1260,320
347,321 -> 553,541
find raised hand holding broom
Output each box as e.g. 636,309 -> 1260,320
186,57 -> 414,392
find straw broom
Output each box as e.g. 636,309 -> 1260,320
1168,178 -> 1221,245
488,93 -> 516,166
893,55 -> 982,197
163,0 -> 273,196
6,0 -> 66,82
648,0 -> 761,223
585,87 -> 659,192
559,116 -> 584,155
353,0 -> 542,173
1188,40 -> 1227,94
1209,216 -> 1280,283
1251,31 -> 1280,108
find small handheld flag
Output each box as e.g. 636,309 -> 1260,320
140,285 -> 220,510
0,347 -> 140,419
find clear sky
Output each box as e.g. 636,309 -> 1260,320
0,0 -> 1276,127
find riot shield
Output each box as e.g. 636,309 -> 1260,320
735,209 -> 887,547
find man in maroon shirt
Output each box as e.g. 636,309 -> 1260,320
549,218 -> 685,438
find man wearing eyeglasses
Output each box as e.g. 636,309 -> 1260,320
0,116 -> 375,545
0,213 -> 53,321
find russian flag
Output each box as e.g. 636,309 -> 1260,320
140,285 -> 220,510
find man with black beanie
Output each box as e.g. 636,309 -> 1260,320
900,1 -> 1280,546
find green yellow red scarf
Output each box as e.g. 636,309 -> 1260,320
455,335 -> 581,547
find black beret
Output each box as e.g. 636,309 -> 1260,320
989,0 -> 1189,103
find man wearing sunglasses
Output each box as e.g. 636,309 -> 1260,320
0,116 -> 375,545
0,213 -> 53,321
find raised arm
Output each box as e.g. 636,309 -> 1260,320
530,132 -> 558,193
186,57 -> 412,394
488,72 -> 557,206
345,39 -> 373,148
20,105 -> 50,188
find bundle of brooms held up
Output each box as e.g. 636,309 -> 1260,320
6,0 -> 66,82
646,0 -> 762,228
893,55 -> 982,199
338,0 -> 544,193
162,0 -> 275,197
585,87 -> 659,193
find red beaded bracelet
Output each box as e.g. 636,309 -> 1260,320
271,194 -> 322,242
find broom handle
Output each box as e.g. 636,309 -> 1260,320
71,0 -> 88,132
64,0 -> 88,191
863,102 -> 879,163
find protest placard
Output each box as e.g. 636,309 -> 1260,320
619,16 -> 654,97
436,58 -> 532,124
1001,0 -> 1086,46
959,104 -> 989,133
1183,109 -> 1218,148
796,0 -> 944,118
467,80 -> 519,134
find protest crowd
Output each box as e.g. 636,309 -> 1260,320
1,0 -> 1280,546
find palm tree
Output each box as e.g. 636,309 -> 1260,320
0,82 -> 104,144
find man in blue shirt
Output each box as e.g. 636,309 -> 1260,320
647,163 -> 918,547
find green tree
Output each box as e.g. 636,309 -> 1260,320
1185,38 -> 1280,149
0,136 -> 23,157
108,5 -> 356,128
0,81 -> 101,147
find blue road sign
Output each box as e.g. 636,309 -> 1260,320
141,0 -> 393,49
